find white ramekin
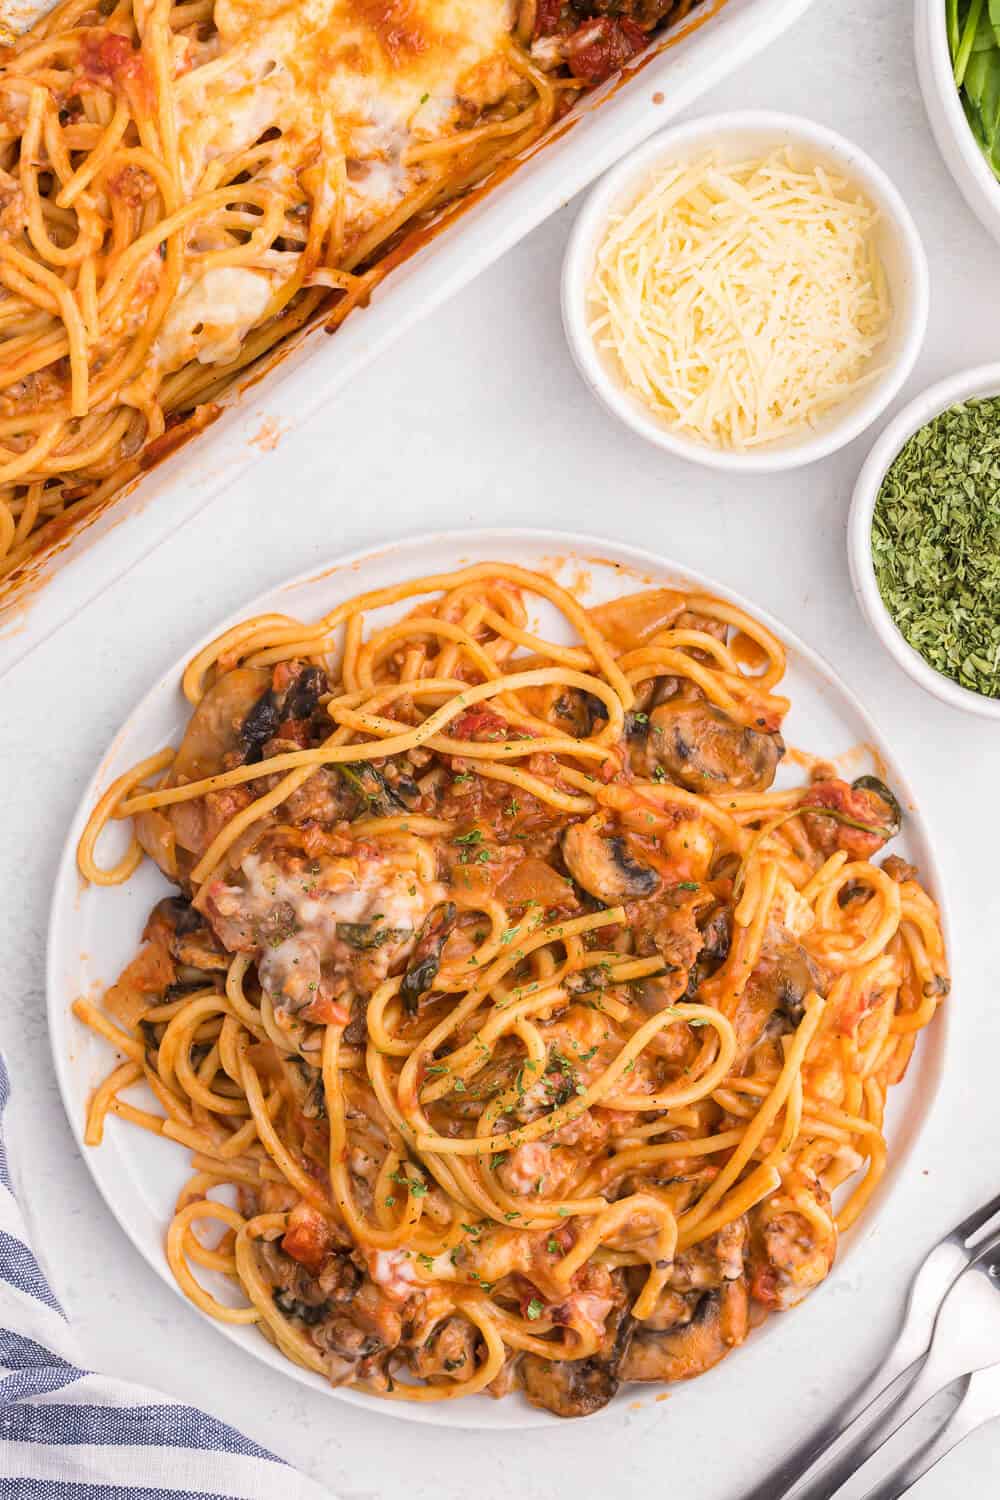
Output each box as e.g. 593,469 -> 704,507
914,0 -> 1000,247
561,110 -> 929,474
848,362 -> 1000,720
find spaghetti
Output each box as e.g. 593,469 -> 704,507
0,0 -> 705,578
75,562 -> 948,1414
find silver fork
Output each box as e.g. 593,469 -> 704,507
786,1213 -> 1000,1500
856,1364 -> 1000,1500
742,1190 -> 1000,1500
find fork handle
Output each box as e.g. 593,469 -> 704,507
740,1348 -> 923,1500
785,1352 -> 963,1500
855,1375 -> 976,1500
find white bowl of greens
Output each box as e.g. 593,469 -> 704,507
916,0 -> 1000,243
848,361 -> 1000,719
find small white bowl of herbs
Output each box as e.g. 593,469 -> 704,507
849,363 -> 1000,718
916,0 -> 1000,243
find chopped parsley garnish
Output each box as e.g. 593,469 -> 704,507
454,828 -> 491,865
525,1297 -> 544,1320
390,1167 -> 428,1196
872,392 -> 1000,696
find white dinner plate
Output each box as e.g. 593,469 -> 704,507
47,529 -> 951,1429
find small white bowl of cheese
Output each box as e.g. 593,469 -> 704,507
561,111 -> 929,473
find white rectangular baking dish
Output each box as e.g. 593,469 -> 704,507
0,0 -> 813,676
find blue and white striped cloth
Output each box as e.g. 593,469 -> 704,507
0,1059 -> 335,1499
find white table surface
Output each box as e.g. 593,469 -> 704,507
2,0 -> 998,1495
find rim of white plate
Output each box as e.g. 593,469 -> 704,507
47,528 -> 953,1429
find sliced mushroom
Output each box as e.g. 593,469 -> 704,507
283,665 -> 327,722
733,942 -> 821,1058
240,688 -> 281,764
172,666 -> 271,782
638,699 -> 784,794
273,1287 -> 331,1326
144,895 -> 229,971
682,904 -> 732,1001
410,1315 -> 478,1381
521,1307 -> 635,1418
400,902 -> 457,1014
551,689 -> 607,737
562,820 -> 661,904
621,1278 -> 748,1383
241,665 -> 329,764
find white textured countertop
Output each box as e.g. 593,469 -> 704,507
2,0 -> 999,1495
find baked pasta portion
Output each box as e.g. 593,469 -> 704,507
0,0 -> 704,576
76,562 -> 948,1413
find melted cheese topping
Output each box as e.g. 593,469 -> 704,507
156,0 -> 515,371
588,148 -> 892,451
207,850 -> 446,1008
157,267 -> 278,372
173,0 -> 515,225
767,873 -> 815,944
241,849 -> 443,933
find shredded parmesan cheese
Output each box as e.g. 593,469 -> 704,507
587,148 -> 891,450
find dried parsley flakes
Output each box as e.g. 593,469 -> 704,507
871,396 -> 1000,698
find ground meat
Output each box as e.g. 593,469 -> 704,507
534,0 -> 679,40
749,1172 -> 836,1311
168,784 -> 254,861
564,16 -> 647,82
669,1220 -> 746,1293
279,768 -> 354,825
435,758 -> 563,857
629,887 -> 705,1009
882,854 -> 917,884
